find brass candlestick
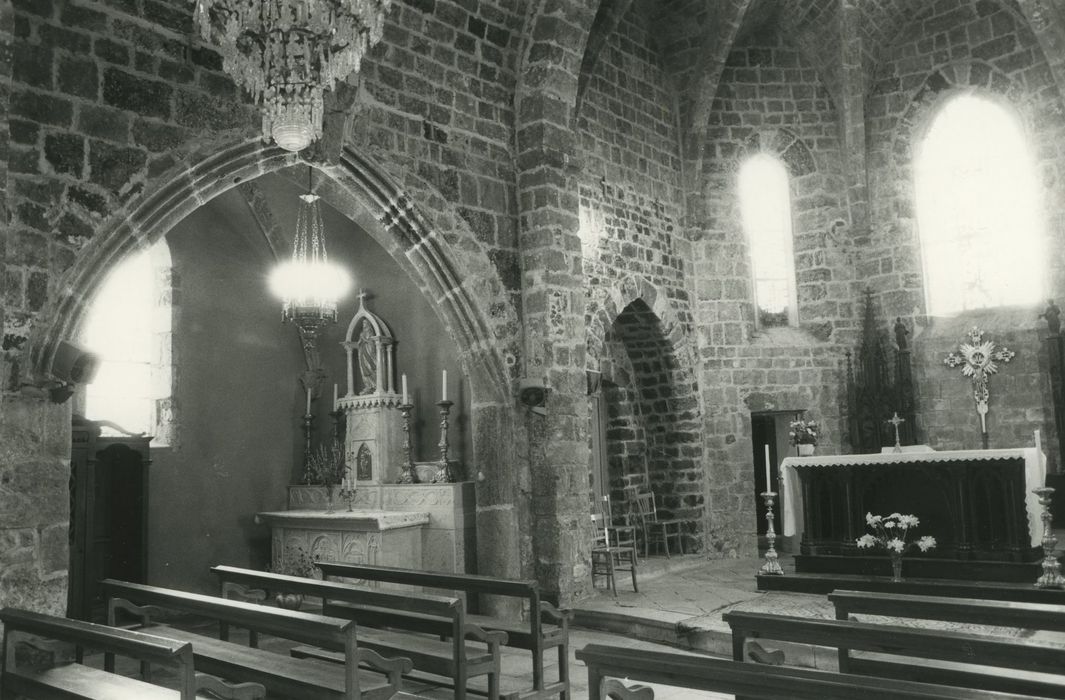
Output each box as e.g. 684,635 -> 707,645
760,490 -> 784,575
301,413 -> 314,479
396,402 -> 418,484
1033,486 -> 1064,588
431,399 -> 454,483
330,407 -> 345,444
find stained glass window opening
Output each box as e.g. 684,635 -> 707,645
739,154 -> 797,328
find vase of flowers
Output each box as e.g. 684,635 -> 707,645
856,512 -> 937,582
268,545 -> 319,609
789,419 -> 818,456
303,441 -> 348,514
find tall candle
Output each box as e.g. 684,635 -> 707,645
402,373 -> 409,404
333,383 -> 338,411
764,444 -> 771,490
442,369 -> 448,402
305,387 -> 312,415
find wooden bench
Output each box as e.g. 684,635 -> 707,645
723,609 -> 1065,698
576,642 -> 1039,699
209,565 -> 507,700
830,588 -> 1065,631
312,560 -> 572,700
100,579 -> 410,700
0,606 -> 263,699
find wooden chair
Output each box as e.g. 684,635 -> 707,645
589,513 -> 638,596
593,495 -> 638,556
629,490 -> 684,558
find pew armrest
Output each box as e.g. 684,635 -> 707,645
195,672 -> 267,700
463,623 -> 509,647
358,647 -> 414,686
108,598 -> 163,627
540,601 -> 573,626
602,678 -> 655,700
221,582 -> 267,604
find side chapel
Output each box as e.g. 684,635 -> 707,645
4,0 -> 1065,626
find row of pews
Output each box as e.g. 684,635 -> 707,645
1,563 -> 573,700
579,586 -> 1065,699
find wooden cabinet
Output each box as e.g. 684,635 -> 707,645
68,416 -> 151,621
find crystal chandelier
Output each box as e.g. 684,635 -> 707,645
193,0 -> 393,152
269,170 -> 351,339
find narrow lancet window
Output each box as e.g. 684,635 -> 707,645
740,154 -> 797,327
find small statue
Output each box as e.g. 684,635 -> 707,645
894,317 -> 909,351
357,322 -> 376,394
1041,299 -> 1061,335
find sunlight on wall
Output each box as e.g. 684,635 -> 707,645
739,154 -> 796,327
916,93 -> 1043,316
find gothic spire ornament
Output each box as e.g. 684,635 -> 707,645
944,326 -> 1015,448
193,0 -> 393,152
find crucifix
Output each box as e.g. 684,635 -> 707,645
886,412 -> 904,453
944,326 -> 1015,449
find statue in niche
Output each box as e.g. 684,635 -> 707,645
894,317 -> 909,351
1041,299 -> 1061,336
356,443 -> 372,480
357,322 -> 376,394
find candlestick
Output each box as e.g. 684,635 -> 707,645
396,402 -> 418,484
1033,486 -> 1065,588
431,399 -> 455,483
760,490 -> 785,576
764,444 -> 771,488
441,370 -> 448,402
300,413 -> 314,480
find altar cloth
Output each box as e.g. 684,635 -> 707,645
779,447 -> 1046,547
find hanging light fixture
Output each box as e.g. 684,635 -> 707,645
193,0 -> 394,152
269,169 -> 351,339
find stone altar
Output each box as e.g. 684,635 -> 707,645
286,481 -> 476,574
256,509 -> 430,572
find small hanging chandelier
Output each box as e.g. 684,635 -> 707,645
269,169 -> 351,338
193,0 -> 393,152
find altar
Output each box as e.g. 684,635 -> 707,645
779,447 -> 1046,581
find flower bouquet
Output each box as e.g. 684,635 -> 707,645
789,419 -> 818,455
856,512 -> 936,582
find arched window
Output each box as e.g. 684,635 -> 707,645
739,154 -> 797,327
83,240 -> 172,440
916,93 -> 1043,316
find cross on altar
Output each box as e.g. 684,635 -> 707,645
887,412 -> 904,453
944,326 -> 1015,449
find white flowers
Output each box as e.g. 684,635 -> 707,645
855,512 -> 937,558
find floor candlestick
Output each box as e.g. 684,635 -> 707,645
760,490 -> 784,575
1034,486 -> 1064,588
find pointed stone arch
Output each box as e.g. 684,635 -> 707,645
29,139 -> 514,406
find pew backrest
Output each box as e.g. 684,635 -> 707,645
1,606 -> 196,698
576,643 -> 1038,700
829,589 -> 1065,631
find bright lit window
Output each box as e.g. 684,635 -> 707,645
83,241 -> 171,438
739,155 -> 797,327
916,94 -> 1043,316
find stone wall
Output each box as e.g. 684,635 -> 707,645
692,30 -> 853,558
865,0 -> 1065,458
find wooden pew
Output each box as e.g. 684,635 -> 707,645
830,588 -> 1065,630
100,579 -> 410,700
209,565 -> 507,700
723,609 -> 1065,698
576,642 -> 1039,699
0,606 -> 264,699
311,560 -> 571,700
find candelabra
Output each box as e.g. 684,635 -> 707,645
431,400 -> 454,483
1033,486 -> 1065,588
760,490 -> 784,575
396,402 -> 418,484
